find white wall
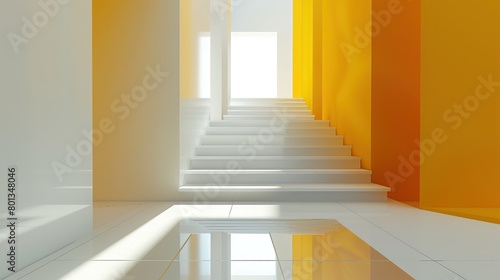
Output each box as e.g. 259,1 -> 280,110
0,0 -> 92,277
231,0 -> 293,98
180,0 -> 212,183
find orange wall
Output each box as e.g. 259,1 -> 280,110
93,0 -> 180,200
420,0 -> 500,207
321,0 -> 372,169
371,0 -> 421,201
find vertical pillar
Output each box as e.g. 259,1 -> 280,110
211,232 -> 231,279
312,0 -> 322,120
210,0 -> 231,120
271,233 -> 293,280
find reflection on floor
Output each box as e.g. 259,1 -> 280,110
6,200 -> 500,280
168,220 -> 412,279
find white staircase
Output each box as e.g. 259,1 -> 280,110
180,98 -> 389,201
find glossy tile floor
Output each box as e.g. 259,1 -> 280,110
6,200 -> 500,280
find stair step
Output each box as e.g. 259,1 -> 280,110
189,156 -> 361,169
195,145 -> 352,156
180,183 -> 389,193
230,103 -> 307,108
229,105 -> 309,110
227,110 -> 312,115
223,115 -> 315,120
210,120 -> 330,127
199,135 -> 343,146
205,127 -> 336,136
231,98 -> 304,102
182,169 -> 372,184
181,98 -> 384,201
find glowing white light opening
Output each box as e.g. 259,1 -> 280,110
231,32 -> 278,98
199,34 -> 211,98
198,32 -> 278,99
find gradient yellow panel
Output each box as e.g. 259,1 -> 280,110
93,0 -> 179,200
371,0 -> 421,202
421,0 -> 500,208
321,0 -> 372,169
293,0 -> 313,111
294,0 -> 323,119
312,0 -> 323,120
293,0 -> 302,99
180,0 -> 194,99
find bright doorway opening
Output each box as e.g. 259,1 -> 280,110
231,32 -> 278,98
198,32 -> 278,99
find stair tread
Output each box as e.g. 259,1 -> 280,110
189,156 -> 360,159
224,115 -> 314,116
231,97 -> 304,102
210,120 -> 329,125
202,135 -> 341,138
196,145 -> 351,148
207,127 -> 334,129
182,169 -> 371,174
229,105 -> 307,107
229,109 -> 309,111
212,119 -> 329,122
180,183 -> 389,192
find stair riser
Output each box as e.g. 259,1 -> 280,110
231,100 -> 305,104
189,159 -> 361,169
229,105 -> 309,110
230,103 -> 307,107
210,120 -> 330,127
200,136 -> 344,146
223,116 -> 314,120
205,127 -> 336,136
195,146 -> 352,156
183,173 -> 371,185
227,110 -> 312,115
231,98 -> 304,101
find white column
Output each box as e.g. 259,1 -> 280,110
210,0 -> 231,120
211,232 -> 231,279
271,233 -> 293,280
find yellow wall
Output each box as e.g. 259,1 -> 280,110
321,0 -> 372,169
293,0 -> 313,111
295,0 -> 371,168
421,0 -> 500,208
180,0 -> 210,99
93,0 -> 180,200
180,0 -> 194,99
371,0 -> 421,202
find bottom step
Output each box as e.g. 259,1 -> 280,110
182,169 -> 372,184
180,183 -> 389,192
179,183 -> 389,202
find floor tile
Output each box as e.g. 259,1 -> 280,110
230,203 -> 356,219
391,260 -> 466,280
439,261 -> 500,280
58,212 -> 185,261
93,202 -> 153,231
20,260 -> 170,280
